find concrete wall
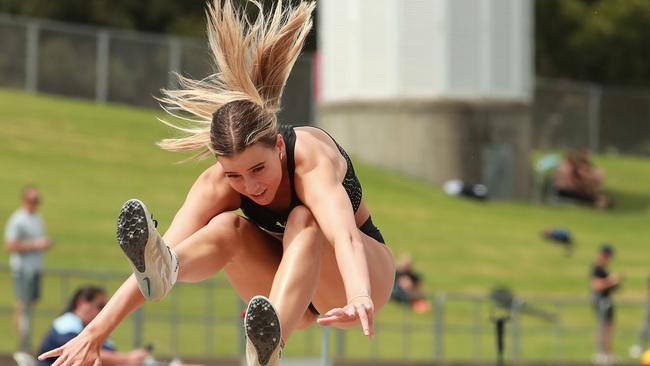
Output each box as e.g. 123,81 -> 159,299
319,0 -> 533,102
318,100 -> 532,200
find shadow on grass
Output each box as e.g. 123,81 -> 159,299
607,189 -> 650,212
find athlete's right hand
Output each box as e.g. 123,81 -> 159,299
38,331 -> 102,366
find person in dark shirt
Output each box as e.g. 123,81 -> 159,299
38,285 -> 149,366
391,254 -> 430,313
590,244 -> 620,364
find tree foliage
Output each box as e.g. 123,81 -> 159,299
536,0 -> 650,87
0,0 -> 316,50
3,0 -> 647,85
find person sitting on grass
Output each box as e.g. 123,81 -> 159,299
553,149 -> 612,209
390,254 -> 430,313
38,285 -> 149,366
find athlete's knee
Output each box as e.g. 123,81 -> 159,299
286,205 -> 319,231
207,212 -> 242,231
205,213 -> 245,246
285,206 -> 323,250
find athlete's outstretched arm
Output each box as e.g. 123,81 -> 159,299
39,165 -> 239,366
294,145 -> 374,338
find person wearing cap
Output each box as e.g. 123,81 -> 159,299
590,244 -> 620,365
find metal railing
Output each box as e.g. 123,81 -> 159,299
534,78 -> 650,156
2,265 -> 648,362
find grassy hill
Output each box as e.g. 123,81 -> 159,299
1,89 -> 649,362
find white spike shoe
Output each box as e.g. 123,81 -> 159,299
116,199 -> 178,301
245,296 -> 283,366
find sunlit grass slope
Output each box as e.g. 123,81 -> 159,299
1,89 -> 649,361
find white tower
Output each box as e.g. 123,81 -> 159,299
318,0 -> 533,199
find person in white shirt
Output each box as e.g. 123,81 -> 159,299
5,185 -> 52,351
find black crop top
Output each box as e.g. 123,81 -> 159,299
240,125 -> 362,236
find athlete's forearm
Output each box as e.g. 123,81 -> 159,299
83,275 -> 145,340
335,236 -> 371,299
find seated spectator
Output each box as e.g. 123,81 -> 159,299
38,285 -> 149,366
391,254 -> 431,313
553,149 -> 612,209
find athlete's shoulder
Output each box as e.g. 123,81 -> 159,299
190,163 -> 239,210
292,126 -> 338,163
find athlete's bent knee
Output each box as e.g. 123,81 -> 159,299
205,213 -> 244,251
285,206 -> 323,252
207,212 -> 241,229
286,205 -> 319,230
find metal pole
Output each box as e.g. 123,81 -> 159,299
320,327 -> 331,366
336,328 -> 346,358
370,320 -> 379,358
205,282 -> 215,354
95,30 -> 110,103
434,293 -> 445,361
474,299 -> 483,360
402,306 -> 411,359
510,298 -> 521,361
25,21 -> 39,93
168,37 -> 182,89
170,291 -> 179,356
555,302 -> 563,360
588,84 -> 602,153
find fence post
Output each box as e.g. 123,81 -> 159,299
170,291 -> 179,356
25,21 -> 39,93
205,282 -> 215,354
474,299 -> 483,360
168,37 -> 182,89
321,327 -> 331,366
402,305 -> 412,359
96,30 -> 110,103
510,298 -> 522,361
336,328 -> 346,359
588,84 -> 602,153
434,293 -> 445,362
555,302 -> 563,360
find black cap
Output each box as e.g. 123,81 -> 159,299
600,243 -> 614,256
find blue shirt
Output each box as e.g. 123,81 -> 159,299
38,312 -> 116,366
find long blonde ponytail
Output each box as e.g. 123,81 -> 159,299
157,0 -> 315,159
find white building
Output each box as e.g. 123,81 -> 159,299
318,0 -> 533,199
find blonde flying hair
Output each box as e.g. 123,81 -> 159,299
157,0 -> 315,159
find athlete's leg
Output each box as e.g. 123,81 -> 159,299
172,212 -> 281,285
310,229 -> 395,327
143,210 -> 318,329
266,206 -> 324,340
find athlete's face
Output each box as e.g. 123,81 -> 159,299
220,136 -> 285,205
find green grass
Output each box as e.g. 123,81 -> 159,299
1,89 -> 649,362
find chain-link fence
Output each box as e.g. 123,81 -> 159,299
0,13 -> 313,126
534,78 -> 650,155
3,15 -> 650,156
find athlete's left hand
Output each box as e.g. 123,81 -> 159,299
317,295 -> 374,338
